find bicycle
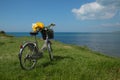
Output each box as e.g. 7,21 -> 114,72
18,23 -> 55,70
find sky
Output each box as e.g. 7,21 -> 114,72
0,0 -> 120,32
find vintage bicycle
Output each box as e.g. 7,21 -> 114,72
18,23 -> 55,70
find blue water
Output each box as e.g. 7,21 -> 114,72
7,32 -> 120,57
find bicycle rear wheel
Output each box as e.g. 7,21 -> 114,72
47,42 -> 53,61
19,43 -> 37,70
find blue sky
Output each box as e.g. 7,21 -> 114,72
0,0 -> 120,32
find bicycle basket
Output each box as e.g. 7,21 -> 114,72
41,29 -> 54,40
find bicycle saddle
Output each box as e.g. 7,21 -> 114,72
30,32 -> 38,36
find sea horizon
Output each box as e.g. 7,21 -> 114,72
6,32 -> 120,57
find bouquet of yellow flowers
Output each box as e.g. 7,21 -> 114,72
32,22 -> 44,32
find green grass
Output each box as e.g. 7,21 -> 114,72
0,32 -> 13,38
0,36 -> 120,80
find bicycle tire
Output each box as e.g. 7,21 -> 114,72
47,42 -> 53,61
19,42 -> 37,70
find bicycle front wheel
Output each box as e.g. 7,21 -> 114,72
47,42 -> 53,61
19,42 -> 37,70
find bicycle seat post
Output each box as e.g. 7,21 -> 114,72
30,32 -> 39,50
35,34 -> 39,51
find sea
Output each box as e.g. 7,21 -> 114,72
7,32 -> 120,57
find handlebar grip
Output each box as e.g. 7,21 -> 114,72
50,23 -> 55,26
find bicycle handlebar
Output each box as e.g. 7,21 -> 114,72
47,23 -> 55,29
50,23 -> 55,26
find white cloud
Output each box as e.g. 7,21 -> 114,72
72,0 -> 120,20
97,0 -> 120,8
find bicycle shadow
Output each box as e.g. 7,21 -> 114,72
53,55 -> 74,61
41,55 -> 74,68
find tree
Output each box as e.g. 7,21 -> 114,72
0,30 -> 5,34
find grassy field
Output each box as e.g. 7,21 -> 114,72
0,35 -> 120,80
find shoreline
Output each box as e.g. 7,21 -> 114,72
2,32 -> 120,57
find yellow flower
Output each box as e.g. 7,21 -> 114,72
32,22 -> 44,32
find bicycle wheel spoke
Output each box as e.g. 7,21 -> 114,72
19,43 -> 37,70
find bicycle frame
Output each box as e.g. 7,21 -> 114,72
30,28 -> 51,53
41,30 -> 50,51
